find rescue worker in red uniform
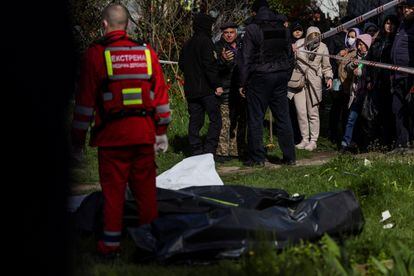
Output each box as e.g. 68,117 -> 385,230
71,3 -> 171,257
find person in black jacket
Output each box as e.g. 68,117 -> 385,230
214,22 -> 246,162
239,3 -> 296,166
179,13 -> 224,156
327,16 -> 350,145
389,1 -> 414,153
366,15 -> 399,149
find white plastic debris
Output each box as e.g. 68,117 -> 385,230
383,223 -> 394,229
379,210 -> 391,223
292,193 -> 300,197
156,153 -> 224,190
328,175 -> 333,182
364,158 -> 372,167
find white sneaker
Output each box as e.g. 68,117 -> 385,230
304,141 -> 317,151
295,140 -> 309,149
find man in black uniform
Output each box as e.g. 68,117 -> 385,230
179,13 -> 224,156
239,1 -> 296,166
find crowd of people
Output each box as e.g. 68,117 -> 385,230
179,0 -> 414,166
70,0 -> 413,259
292,0 -> 414,154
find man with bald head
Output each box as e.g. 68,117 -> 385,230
102,3 -> 129,30
71,3 -> 170,258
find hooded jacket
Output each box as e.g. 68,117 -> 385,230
293,26 -> 333,106
345,34 -> 373,108
179,13 -> 222,99
239,6 -> 293,86
344,28 -> 361,49
337,28 -> 361,94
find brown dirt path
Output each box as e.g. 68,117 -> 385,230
217,151 -> 338,175
70,150 -> 413,194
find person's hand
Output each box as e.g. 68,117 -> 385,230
71,146 -> 85,163
292,44 -> 298,53
326,78 -> 333,90
353,68 -> 360,76
215,87 -> 224,96
154,134 -> 168,153
353,59 -> 359,66
239,87 -> 246,98
339,49 -> 348,57
221,48 -> 234,61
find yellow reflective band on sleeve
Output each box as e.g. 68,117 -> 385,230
104,50 -> 113,77
145,49 -> 152,76
122,88 -> 142,105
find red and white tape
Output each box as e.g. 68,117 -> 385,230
299,0 -> 406,48
299,49 -> 414,75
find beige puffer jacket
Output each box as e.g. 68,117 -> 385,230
293,26 -> 333,106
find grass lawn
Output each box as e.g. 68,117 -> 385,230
70,93 -> 414,275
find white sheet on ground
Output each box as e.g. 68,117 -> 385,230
68,154 -> 223,211
156,153 -> 223,190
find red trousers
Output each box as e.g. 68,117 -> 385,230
98,144 -> 158,249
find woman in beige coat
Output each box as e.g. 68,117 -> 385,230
292,26 -> 333,151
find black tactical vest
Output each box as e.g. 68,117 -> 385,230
259,21 -> 288,63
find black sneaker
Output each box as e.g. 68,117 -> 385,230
243,159 -> 265,167
281,159 -> 296,166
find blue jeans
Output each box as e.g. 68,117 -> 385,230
341,92 -> 366,147
342,110 -> 359,147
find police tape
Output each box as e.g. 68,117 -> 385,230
298,0 -> 406,49
160,60 -> 178,65
299,49 -> 414,75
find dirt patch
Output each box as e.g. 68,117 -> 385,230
70,152 -> 340,193
217,151 -> 338,175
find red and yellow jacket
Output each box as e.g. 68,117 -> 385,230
71,30 -> 170,147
